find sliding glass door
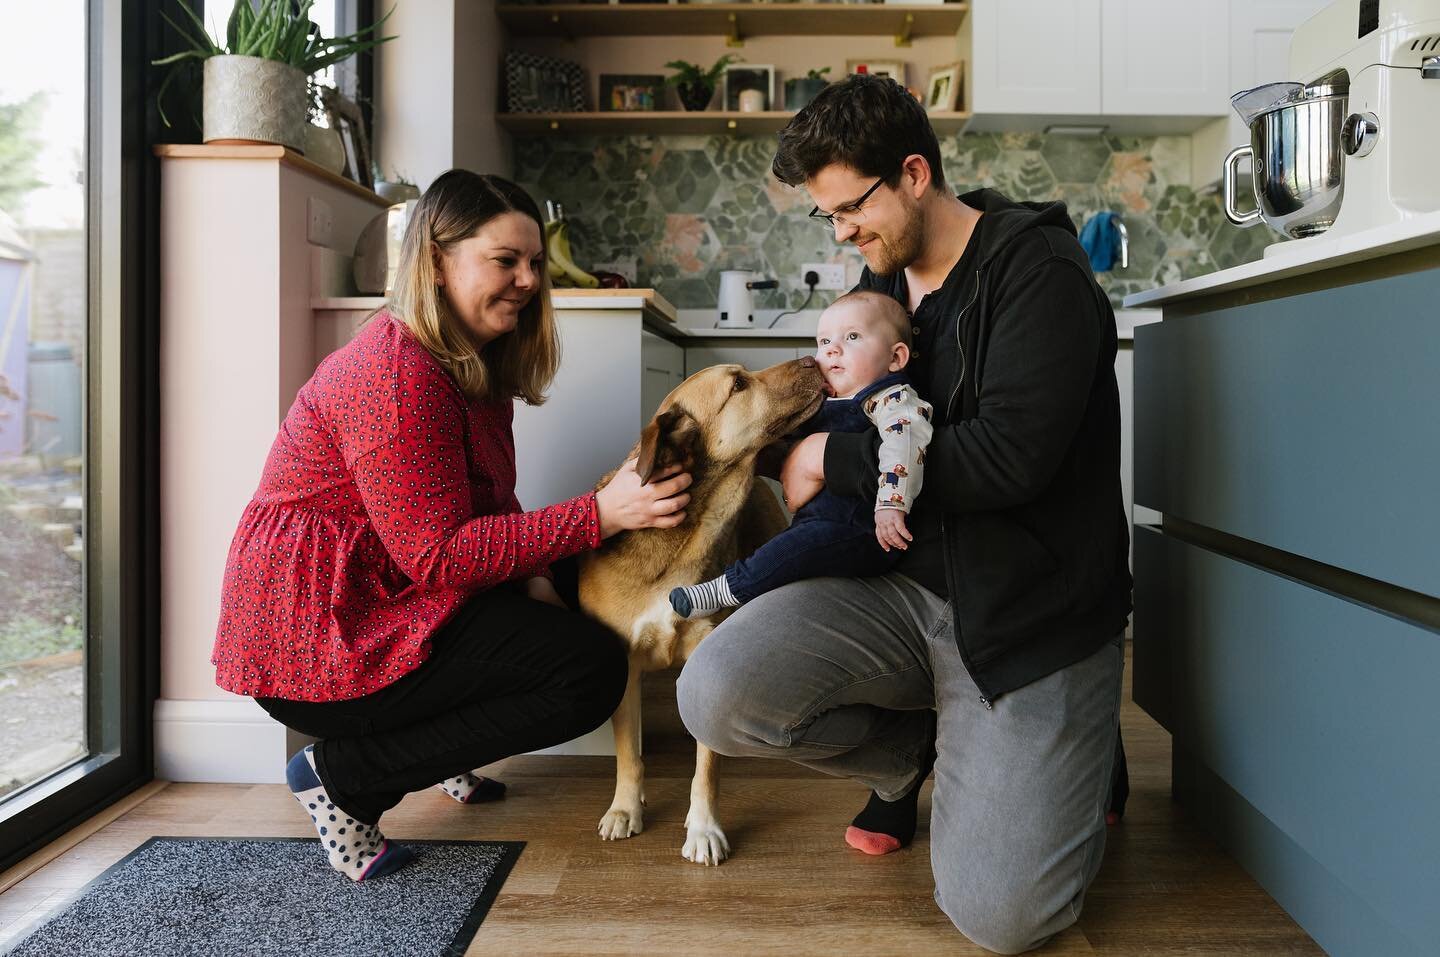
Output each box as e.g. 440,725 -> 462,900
0,0 -> 157,871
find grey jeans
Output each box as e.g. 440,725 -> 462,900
676,573 -> 1124,955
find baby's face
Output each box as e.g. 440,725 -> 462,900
814,301 -> 904,399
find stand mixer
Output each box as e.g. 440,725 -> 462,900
1224,0 -> 1440,252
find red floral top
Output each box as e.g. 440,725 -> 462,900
212,311 -> 601,702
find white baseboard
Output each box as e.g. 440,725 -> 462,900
528,722 -> 616,757
154,697 -> 289,783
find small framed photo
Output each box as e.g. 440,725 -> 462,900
924,61 -> 963,113
722,64 -> 775,111
846,60 -> 906,87
321,86 -> 371,189
599,74 -> 663,112
503,51 -> 587,113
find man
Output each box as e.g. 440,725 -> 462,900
676,75 -> 1133,954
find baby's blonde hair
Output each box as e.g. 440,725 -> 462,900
827,289 -> 912,347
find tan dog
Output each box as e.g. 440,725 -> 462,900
578,356 -> 826,865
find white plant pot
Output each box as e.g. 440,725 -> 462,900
303,124 -> 346,175
203,55 -> 307,151
375,181 -> 421,203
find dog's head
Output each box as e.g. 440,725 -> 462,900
636,357 -> 826,483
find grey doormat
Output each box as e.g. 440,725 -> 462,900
2,836 -> 523,957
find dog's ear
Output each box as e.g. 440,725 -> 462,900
636,406 -> 700,484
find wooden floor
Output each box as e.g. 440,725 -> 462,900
0,646 -> 1324,956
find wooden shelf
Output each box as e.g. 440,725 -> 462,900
497,2 -> 968,45
153,144 -> 390,206
497,109 -> 970,135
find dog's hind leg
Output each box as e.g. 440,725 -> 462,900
681,743 -> 730,865
597,660 -> 646,841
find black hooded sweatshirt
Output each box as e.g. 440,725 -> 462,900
826,188 -> 1133,705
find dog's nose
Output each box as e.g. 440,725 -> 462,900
798,355 -> 817,368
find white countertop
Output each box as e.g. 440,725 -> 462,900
1123,211 -> 1440,309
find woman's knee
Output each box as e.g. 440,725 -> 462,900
556,618 -> 629,730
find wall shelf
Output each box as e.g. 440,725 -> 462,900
498,109 -> 970,135
497,2 -> 969,46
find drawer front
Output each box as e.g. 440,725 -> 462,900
1133,526 -> 1440,954
1134,266 -> 1440,598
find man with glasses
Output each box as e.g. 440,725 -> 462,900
677,74 -> 1132,953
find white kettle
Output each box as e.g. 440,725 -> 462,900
716,270 -> 779,329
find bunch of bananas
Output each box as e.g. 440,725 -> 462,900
544,212 -> 599,289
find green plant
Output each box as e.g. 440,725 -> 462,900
152,0 -> 397,126
805,66 -> 832,81
0,614 -> 83,668
663,54 -> 743,90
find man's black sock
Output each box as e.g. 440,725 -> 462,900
845,713 -> 937,855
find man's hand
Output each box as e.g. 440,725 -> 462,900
524,576 -> 567,609
780,433 -> 827,511
875,509 -> 912,552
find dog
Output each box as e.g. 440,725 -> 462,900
577,356 -> 826,865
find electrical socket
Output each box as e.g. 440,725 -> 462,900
306,196 -> 333,246
800,263 -> 846,291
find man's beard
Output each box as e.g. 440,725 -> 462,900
863,204 -> 925,277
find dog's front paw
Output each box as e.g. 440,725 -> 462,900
681,818 -> 730,866
598,804 -> 644,841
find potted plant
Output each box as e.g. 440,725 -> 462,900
373,168 -> 420,204
784,66 -> 831,112
663,54 -> 742,112
153,0 -> 395,153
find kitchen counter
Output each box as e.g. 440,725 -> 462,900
1124,210 -> 1440,309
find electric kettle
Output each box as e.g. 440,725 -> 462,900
716,270 -> 778,329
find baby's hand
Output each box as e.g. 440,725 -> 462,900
875,509 -> 912,552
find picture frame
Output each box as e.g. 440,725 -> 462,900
845,59 -> 906,87
503,51 -> 587,113
598,74 -> 663,112
924,61 -> 963,113
321,86 -> 371,190
722,64 -> 776,112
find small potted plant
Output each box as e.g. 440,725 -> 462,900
784,66 -> 831,112
373,167 -> 420,204
153,0 -> 395,152
663,54 -> 742,112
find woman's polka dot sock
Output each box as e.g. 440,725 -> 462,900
286,745 -> 412,881
435,772 -> 507,804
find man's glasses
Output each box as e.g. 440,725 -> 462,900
809,176 -> 887,230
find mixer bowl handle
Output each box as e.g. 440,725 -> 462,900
1223,146 -> 1263,228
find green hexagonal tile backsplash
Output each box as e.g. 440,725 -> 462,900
514,132 -> 1277,311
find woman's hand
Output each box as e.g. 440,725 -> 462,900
780,433 -> 827,511
595,459 -> 692,538
524,576 -> 567,609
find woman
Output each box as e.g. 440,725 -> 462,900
211,170 -> 691,881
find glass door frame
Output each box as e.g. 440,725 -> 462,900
0,0 -> 169,873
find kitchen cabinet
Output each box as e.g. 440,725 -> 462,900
684,341 -> 812,378
642,329 -> 685,422
968,0 -> 1229,131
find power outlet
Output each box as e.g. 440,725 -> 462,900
306,196 -> 333,246
800,262 -> 846,291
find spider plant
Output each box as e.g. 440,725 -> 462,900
152,0 -> 396,127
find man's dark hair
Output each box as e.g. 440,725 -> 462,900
772,74 -> 945,191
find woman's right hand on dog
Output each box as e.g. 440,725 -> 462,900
596,460 -> 691,538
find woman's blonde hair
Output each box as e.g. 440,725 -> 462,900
389,170 -> 559,404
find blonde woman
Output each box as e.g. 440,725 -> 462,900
212,170 -> 691,881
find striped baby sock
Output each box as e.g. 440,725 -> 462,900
669,574 -> 740,619
435,772 -> 507,804
286,745 -> 412,881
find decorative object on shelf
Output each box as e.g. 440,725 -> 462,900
846,59 -> 905,87
783,66 -> 831,111
302,79 -> 346,174
374,170 -> 420,204
322,86 -> 372,189
723,63 -> 775,111
152,0 -> 394,151
924,61 -> 962,113
352,200 -> 417,295
599,74 -> 663,112
504,51 -> 587,113
664,54 -> 742,112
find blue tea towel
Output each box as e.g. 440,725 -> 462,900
1079,211 -> 1121,272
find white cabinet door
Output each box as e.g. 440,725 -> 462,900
640,330 -> 685,422
1101,0 -> 1230,116
971,0 -> 1103,115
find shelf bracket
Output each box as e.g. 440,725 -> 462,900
893,12 -> 913,48
726,12 -> 744,48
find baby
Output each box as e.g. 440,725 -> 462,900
670,289 -> 934,619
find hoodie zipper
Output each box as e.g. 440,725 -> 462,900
940,267 -> 994,709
